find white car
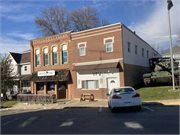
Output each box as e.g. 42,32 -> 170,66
107,86 -> 142,112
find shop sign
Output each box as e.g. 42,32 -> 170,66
38,70 -> 55,76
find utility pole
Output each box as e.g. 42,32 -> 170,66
167,0 -> 175,90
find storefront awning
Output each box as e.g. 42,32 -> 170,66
72,62 -> 119,71
29,69 -> 69,82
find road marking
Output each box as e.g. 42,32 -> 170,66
19,117 -> 37,128
99,106 -> 102,112
142,106 -> 154,111
61,107 -> 71,112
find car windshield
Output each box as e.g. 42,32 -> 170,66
114,88 -> 134,93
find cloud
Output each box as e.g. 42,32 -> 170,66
6,14 -> 35,22
7,32 -> 36,40
128,0 -> 180,49
92,1 -> 114,11
0,37 -> 30,54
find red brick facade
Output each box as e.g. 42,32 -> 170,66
71,23 -> 125,100
30,32 -> 74,99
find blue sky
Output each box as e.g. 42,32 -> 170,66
0,0 -> 179,54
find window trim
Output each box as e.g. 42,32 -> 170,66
24,66 -> 27,71
142,48 -> 144,57
106,42 -> 113,53
44,53 -> 49,66
135,45 -> 138,55
128,42 -> 131,53
81,80 -> 99,90
79,46 -> 86,56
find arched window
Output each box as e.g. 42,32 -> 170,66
51,46 -> 59,65
34,49 -> 41,67
61,44 -> 69,64
44,47 -> 49,66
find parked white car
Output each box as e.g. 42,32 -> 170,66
107,86 -> 142,112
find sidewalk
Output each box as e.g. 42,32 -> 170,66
1,98 -> 180,111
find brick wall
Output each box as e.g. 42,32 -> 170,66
30,32 -> 74,99
124,63 -> 151,87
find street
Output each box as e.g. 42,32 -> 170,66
1,105 -> 179,134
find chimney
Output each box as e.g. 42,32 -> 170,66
132,31 -> 136,34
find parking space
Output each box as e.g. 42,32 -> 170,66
1,105 -> 179,134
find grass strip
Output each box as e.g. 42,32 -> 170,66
135,85 -> 179,101
1,98 -> 18,108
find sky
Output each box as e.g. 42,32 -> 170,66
0,0 -> 179,54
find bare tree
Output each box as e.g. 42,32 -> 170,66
71,5 -> 100,31
101,18 -> 110,26
35,5 -> 110,35
150,43 -> 169,56
34,4 -> 71,36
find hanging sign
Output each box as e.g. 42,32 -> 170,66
38,70 -> 55,76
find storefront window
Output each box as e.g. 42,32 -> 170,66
48,82 -> 55,91
58,83 -> 66,91
37,82 -> 44,91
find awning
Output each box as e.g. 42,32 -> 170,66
21,75 -> 32,81
72,62 -> 119,71
29,69 -> 69,82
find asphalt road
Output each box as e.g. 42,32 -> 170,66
1,105 -> 179,134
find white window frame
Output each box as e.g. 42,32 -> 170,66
128,42 -> 131,52
24,66 -> 27,71
106,42 -> 113,53
81,80 -> 99,90
53,52 -> 58,65
147,50 -> 149,58
142,48 -> 144,57
63,51 -> 68,64
44,53 -> 49,66
135,45 -> 138,55
36,55 -> 40,66
79,46 -> 85,56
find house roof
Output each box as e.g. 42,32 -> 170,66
163,45 -> 180,55
10,52 -> 22,64
9,50 -> 31,64
20,52 -> 31,64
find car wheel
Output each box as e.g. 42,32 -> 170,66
137,106 -> 142,111
108,102 -> 111,108
111,108 -> 115,113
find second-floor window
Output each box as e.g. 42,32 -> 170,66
34,49 -> 41,67
52,46 -> 58,65
128,42 -> 131,52
135,45 -> 138,55
24,66 -> 27,71
61,45 -> 69,64
147,50 -> 149,58
79,46 -> 85,56
142,48 -> 144,57
106,42 -> 113,53
44,48 -> 49,66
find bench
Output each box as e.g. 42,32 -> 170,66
80,94 -> 94,102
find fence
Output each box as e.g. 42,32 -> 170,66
17,94 -> 56,104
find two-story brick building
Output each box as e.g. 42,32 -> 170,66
29,22 -> 160,100
29,31 -> 74,99
71,23 -> 160,100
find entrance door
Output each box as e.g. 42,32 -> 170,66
107,78 -> 117,94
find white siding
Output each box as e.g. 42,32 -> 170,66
122,26 -> 159,67
21,64 -> 31,75
76,68 -> 120,89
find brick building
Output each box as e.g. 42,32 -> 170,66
29,23 -> 160,100
29,31 -> 74,99
71,23 -> 160,100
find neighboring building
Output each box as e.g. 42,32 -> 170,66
7,50 -> 31,94
29,31 -> 73,99
162,45 -> 180,67
71,23 -> 160,100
